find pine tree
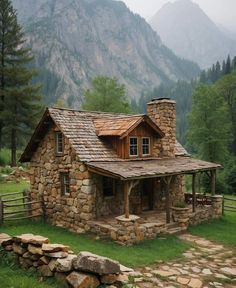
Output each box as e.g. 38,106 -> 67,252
0,0 -> 42,166
225,55 -> 231,74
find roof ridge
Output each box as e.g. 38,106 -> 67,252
49,106 -> 143,117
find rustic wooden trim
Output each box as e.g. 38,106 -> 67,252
124,182 -> 129,218
210,170 -> 216,196
192,173 -> 197,212
163,175 -> 172,224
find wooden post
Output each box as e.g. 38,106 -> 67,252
192,173 -> 197,212
164,176 -> 172,224
210,170 -> 216,196
0,198 -> 3,226
124,182 -> 130,219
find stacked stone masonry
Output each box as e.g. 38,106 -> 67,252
0,233 -> 131,288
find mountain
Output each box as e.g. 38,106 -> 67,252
12,0 -> 199,107
150,0 -> 236,69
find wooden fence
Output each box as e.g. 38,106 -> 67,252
0,190 -> 45,225
222,195 -> 236,214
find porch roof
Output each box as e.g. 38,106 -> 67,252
87,157 -> 221,180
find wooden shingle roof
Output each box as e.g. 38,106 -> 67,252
87,158 -> 221,180
20,107 -> 188,162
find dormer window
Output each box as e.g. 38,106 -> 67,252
142,137 -> 150,155
55,132 -> 63,154
129,137 -> 138,156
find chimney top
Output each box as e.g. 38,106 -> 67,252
147,98 -> 176,105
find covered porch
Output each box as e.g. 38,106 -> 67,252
87,157 -> 222,244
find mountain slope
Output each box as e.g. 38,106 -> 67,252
12,0 -> 200,106
150,0 -> 236,68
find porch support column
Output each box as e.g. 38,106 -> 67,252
210,170 -> 216,196
164,176 -> 172,224
192,173 -> 197,212
124,181 -> 130,218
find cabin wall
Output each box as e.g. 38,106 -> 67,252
29,124 -> 96,233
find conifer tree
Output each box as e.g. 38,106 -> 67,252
0,0 -> 42,166
225,55 -> 231,74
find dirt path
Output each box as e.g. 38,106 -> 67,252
126,233 -> 236,288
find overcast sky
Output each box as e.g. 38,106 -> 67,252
120,0 -> 236,32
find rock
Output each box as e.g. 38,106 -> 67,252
188,278 -> 202,288
38,265 -> 54,277
202,268 -> 212,275
120,264 -> 134,273
14,234 -> 49,245
42,243 -> 70,253
177,276 -> 190,285
115,274 -> 129,284
48,259 -> 57,272
100,274 -> 118,284
214,273 -> 229,280
44,251 -> 68,258
28,244 -> 43,255
0,233 -> 12,246
19,257 -> 33,269
73,251 -> 120,275
13,243 -> 27,255
153,269 -> 179,277
39,256 -> 50,265
66,271 -> 100,288
55,254 -> 77,272
220,267 -> 236,276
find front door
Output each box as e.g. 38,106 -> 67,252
141,179 -> 154,211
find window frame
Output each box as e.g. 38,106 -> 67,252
129,137 -> 138,157
60,172 -> 70,196
55,131 -> 63,155
142,137 -> 150,156
102,176 -> 115,198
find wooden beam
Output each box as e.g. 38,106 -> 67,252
164,176 -> 172,224
124,182 -> 130,218
192,173 -> 197,212
210,170 -> 216,196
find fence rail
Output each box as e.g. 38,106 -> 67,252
223,196 -> 236,214
0,190 -> 44,225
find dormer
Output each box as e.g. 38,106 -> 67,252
94,115 -> 164,159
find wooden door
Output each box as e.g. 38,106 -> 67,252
141,179 -> 154,211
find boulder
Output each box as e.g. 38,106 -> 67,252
42,243 -> 70,253
55,254 -> 77,272
28,244 -> 43,255
13,243 -> 27,255
66,271 -> 100,288
73,251 -> 120,275
13,234 -> 49,245
0,233 -> 12,246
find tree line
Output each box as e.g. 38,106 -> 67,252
0,0 -> 42,166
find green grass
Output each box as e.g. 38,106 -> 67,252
189,208 -> 236,247
0,219 -> 190,267
0,180 -> 29,195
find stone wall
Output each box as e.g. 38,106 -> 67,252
0,233 -> 130,288
147,99 -> 176,158
29,125 -> 96,233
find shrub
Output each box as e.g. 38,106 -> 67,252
0,148 -> 11,166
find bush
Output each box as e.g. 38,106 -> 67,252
0,148 -> 11,166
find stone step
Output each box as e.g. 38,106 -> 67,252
166,227 -> 184,235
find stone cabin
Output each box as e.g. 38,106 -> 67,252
20,98 -> 222,244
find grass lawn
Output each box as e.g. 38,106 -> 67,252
1,219 -> 190,267
0,180 -> 29,195
188,195 -> 236,247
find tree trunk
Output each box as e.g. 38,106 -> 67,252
11,128 -> 17,167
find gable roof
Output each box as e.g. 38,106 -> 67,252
94,115 -> 164,139
20,107 -> 187,162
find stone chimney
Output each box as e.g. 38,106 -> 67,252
147,98 -> 176,157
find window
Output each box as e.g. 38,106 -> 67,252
60,172 -> 70,195
129,137 -> 138,156
142,137 -> 150,155
103,177 -> 114,197
55,132 -> 63,154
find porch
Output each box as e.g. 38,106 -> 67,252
87,157 -> 222,245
